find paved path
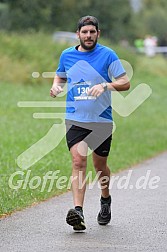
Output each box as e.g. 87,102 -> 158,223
0,152 -> 167,252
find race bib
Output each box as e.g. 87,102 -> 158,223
72,81 -> 96,101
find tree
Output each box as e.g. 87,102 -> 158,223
78,0 -> 133,42
133,0 -> 167,42
6,0 -> 133,42
7,0 -> 52,31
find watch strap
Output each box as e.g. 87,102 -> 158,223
101,82 -> 108,91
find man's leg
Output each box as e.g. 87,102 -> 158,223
70,142 -> 88,207
66,142 -> 88,230
92,152 -> 112,225
92,152 -> 110,197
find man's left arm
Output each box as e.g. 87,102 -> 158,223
107,74 -> 130,91
88,74 -> 130,97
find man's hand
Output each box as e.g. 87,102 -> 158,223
50,75 -> 66,98
88,84 -> 105,97
50,85 -> 63,98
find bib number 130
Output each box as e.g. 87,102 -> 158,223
72,82 -> 96,100
77,86 -> 89,95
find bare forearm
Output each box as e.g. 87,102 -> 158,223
50,75 -> 67,98
107,74 -> 130,91
52,75 -> 66,88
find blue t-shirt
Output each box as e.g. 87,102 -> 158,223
56,43 -> 125,123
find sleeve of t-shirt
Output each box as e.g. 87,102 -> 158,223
108,51 -> 126,80
56,52 -> 67,79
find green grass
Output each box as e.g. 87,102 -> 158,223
0,33 -> 167,217
111,55 -> 167,171
0,32 -> 68,85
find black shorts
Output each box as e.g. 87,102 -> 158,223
65,120 -> 113,157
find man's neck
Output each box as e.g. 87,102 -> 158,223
77,45 -> 96,52
78,45 -> 88,52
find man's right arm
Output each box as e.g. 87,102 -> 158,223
50,75 -> 67,98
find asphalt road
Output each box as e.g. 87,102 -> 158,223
0,152 -> 167,252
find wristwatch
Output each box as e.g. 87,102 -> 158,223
101,82 -> 108,92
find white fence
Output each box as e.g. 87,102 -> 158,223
136,47 -> 167,54
155,47 -> 167,53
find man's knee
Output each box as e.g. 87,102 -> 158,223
72,155 -> 87,170
93,155 -> 107,170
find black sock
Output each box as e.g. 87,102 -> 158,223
75,206 -> 83,212
101,195 -> 111,202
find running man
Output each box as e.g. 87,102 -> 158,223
50,16 -> 130,231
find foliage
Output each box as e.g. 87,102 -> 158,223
0,0 -> 167,43
0,3 -> 10,29
75,0 -> 133,42
0,32 -> 137,85
0,0 -> 133,42
6,0 -> 52,31
132,0 -> 167,41
0,32 -> 68,85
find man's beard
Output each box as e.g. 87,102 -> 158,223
80,38 -> 98,51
